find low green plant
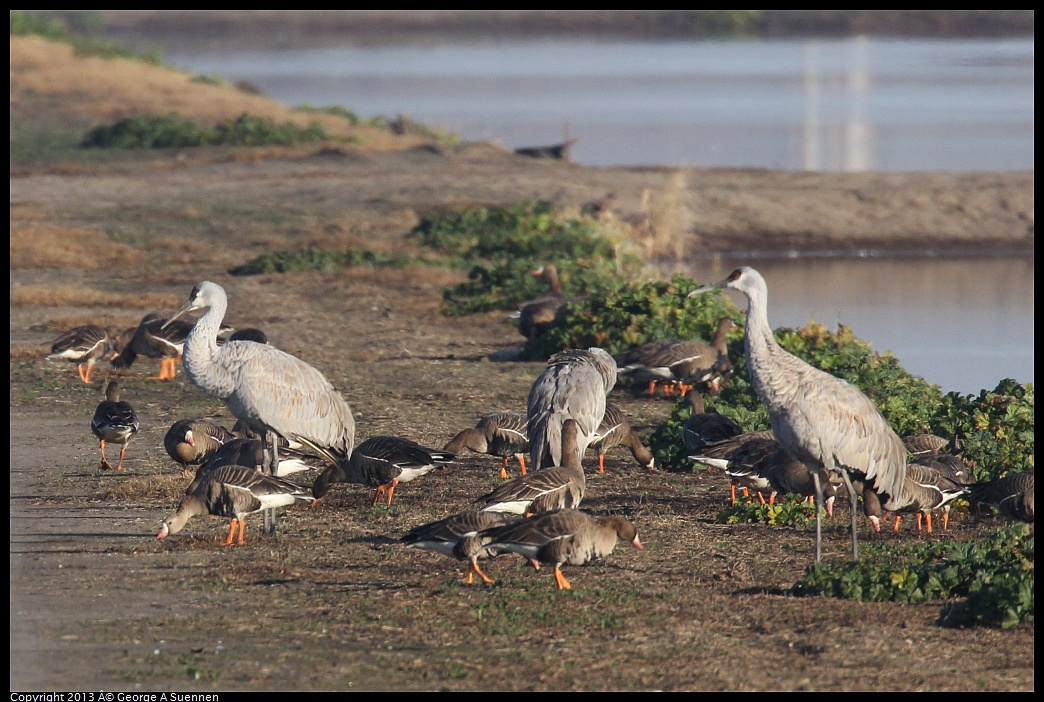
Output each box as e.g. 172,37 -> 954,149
80,113 -> 329,149
229,247 -> 428,276
11,11 -> 163,64
793,523 -> 1033,628
716,495 -> 819,527
413,200 -> 644,318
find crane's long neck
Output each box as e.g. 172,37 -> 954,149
742,282 -> 793,414
182,296 -> 236,399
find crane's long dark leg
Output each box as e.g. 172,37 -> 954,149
811,469 -> 823,562
839,470 -> 860,562
263,430 -> 279,535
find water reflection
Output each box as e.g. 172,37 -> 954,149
678,255 -> 1033,395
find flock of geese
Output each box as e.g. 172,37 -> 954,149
58,266 -> 1032,589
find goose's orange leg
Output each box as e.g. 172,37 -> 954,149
115,444 -> 128,471
517,455 -> 528,476
98,440 -> 113,470
553,566 -> 572,590
597,454 -> 606,474
222,519 -> 239,546
465,561 -> 496,585
499,456 -> 510,479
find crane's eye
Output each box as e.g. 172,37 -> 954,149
729,269 -> 742,281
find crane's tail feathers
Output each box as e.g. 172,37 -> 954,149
293,436 -> 347,467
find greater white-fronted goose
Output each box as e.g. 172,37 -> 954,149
726,436 -> 837,516
527,347 -> 617,471
401,509 -> 520,584
163,418 -> 236,474
857,462 -> 968,534
470,508 -> 643,590
90,381 -> 139,471
681,389 -> 744,453
968,471 -> 1034,524
589,401 -> 655,473
157,465 -> 314,546
188,438 -> 319,491
110,311 -> 193,381
903,433 -> 949,457
516,263 -> 568,341
312,435 -> 454,506
46,324 -> 112,384
615,317 -> 737,396
479,418 -> 586,515
443,412 -> 529,479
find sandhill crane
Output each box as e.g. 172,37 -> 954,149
527,347 -> 617,471
163,281 -> 355,535
691,266 -> 907,561
47,324 -> 112,384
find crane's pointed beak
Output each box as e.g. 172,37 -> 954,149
687,279 -> 725,297
162,298 -> 197,330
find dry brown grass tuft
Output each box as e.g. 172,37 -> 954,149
96,472 -> 185,504
10,285 -> 182,310
633,171 -> 697,260
10,224 -> 145,269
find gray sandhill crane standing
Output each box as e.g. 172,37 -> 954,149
164,281 -> 355,535
691,266 -> 907,561
527,347 -> 617,471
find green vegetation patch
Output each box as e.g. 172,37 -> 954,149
716,496 -> 819,528
229,247 -> 416,276
793,524 -> 1034,629
11,11 -> 163,64
80,113 -> 329,149
412,200 -> 644,318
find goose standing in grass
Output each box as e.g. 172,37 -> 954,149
157,465 -> 314,546
615,317 -> 736,396
192,437 -> 318,484
312,435 -> 454,506
468,509 -> 643,590
726,436 -> 837,516
90,381 -> 139,471
163,418 -> 236,475
46,324 -> 112,384
903,433 -> 949,457
691,267 -> 907,561
443,412 -> 529,479
588,401 -> 655,473
527,347 -> 617,471
967,471 -> 1034,524
111,311 -> 193,381
857,462 -> 967,534
163,281 -> 355,534
401,510 -> 520,585
479,419 -> 586,515
515,263 -> 568,341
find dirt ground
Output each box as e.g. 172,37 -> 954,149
8,27 -> 1034,692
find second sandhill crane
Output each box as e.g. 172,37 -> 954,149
163,281 -> 355,535
527,347 -> 617,471
691,267 -> 907,562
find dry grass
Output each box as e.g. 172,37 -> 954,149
10,284 -> 182,310
634,171 -> 697,260
96,472 -> 185,504
10,34 -> 429,152
10,223 -> 145,269
9,345 -> 47,361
